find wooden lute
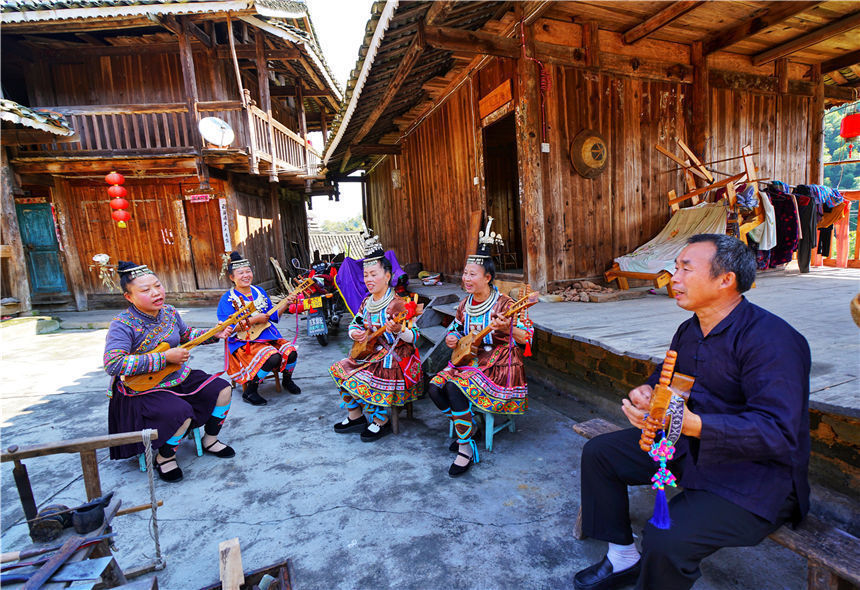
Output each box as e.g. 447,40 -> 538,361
638,351 -> 695,451
450,290 -> 539,367
233,277 -> 315,340
348,294 -> 423,360
122,301 -> 256,392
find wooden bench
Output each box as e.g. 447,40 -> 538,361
571,418 -> 860,590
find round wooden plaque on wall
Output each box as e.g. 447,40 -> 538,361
569,129 -> 608,179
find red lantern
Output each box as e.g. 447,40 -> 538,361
105,171 -> 125,186
111,209 -> 131,222
107,184 -> 127,199
110,197 -> 129,210
840,113 -> 860,140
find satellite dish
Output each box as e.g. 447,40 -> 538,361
198,117 -> 235,148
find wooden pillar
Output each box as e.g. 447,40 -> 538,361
583,21 -> 600,70
296,80 -> 310,174
178,18 -> 208,185
52,179 -> 88,311
516,22 -> 548,292
80,450 -> 102,501
0,149 -> 32,313
808,63 -> 824,185
690,41 -> 710,164
270,185 -> 286,263
256,31 -> 278,182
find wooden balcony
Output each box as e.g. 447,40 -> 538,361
13,101 -> 322,180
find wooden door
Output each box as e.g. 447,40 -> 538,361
183,195 -> 226,290
15,203 -> 69,294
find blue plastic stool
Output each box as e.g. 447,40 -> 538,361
139,425 -> 203,472
448,406 -> 516,451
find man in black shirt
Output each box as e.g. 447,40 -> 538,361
574,234 -> 811,590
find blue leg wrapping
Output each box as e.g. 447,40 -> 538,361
212,403 -> 231,420
256,369 -> 271,380
284,360 -> 297,373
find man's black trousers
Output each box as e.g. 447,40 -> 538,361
580,428 -> 796,589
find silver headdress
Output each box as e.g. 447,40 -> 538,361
362,227 -> 385,267
466,216 -> 504,266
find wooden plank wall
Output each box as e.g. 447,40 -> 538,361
279,189 -> 310,265
232,177 -> 284,285
369,82 -> 483,276
367,34 -> 814,284
543,67 -> 690,280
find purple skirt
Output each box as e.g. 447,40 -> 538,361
108,369 -> 230,459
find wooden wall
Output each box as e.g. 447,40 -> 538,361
369,81 -> 482,276
366,26 -> 816,286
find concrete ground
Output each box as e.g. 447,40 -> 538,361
0,313 -> 809,588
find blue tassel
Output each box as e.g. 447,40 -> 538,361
649,488 -> 671,529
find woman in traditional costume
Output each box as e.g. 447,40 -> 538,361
217,252 -> 301,406
428,219 -> 534,476
329,232 -> 422,442
104,261 -> 235,483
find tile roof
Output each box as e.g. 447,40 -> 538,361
0,99 -> 75,136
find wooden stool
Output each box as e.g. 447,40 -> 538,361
139,425 -> 202,472
448,406 -> 516,451
389,402 -> 414,434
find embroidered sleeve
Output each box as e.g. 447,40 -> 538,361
103,322 -> 166,376
348,299 -> 367,336
446,301 -> 466,338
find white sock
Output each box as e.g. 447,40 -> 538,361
606,542 -> 640,572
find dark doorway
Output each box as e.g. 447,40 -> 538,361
482,113 -> 523,274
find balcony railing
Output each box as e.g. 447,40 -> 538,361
17,101 -> 322,176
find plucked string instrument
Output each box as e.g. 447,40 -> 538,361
450,290 -> 539,367
233,277 -> 316,340
122,301 -> 256,392
349,294 -> 422,360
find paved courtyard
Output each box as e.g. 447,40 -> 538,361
0,309 -> 812,589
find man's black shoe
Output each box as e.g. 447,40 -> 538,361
573,556 -> 640,590
334,414 -> 368,433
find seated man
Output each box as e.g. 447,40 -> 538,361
574,234 -> 810,590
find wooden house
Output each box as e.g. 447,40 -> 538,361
323,0 -> 859,292
0,0 -> 342,310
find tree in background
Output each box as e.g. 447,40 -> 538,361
319,215 -> 364,233
823,103 -> 859,190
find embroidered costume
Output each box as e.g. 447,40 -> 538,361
104,303 -> 228,460
216,285 -> 299,385
329,287 -> 422,423
430,288 -> 533,415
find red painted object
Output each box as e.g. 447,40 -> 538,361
107,184 -> 127,199
105,171 -> 125,185
109,197 -> 129,210
840,113 -> 860,140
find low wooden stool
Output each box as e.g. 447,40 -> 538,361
389,402 -> 414,434
139,425 -> 202,472
232,370 -> 282,393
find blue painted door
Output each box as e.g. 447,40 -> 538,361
16,203 -> 69,294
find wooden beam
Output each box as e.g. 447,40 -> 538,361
351,24 -> 426,146
622,1 -> 705,45
703,1 -> 822,55
583,20 -> 600,69
709,68 -> 858,102
776,58 -> 789,94
184,18 -> 213,49
297,79 -> 310,173
423,25 -> 520,59
690,41 -> 710,166
0,150 -> 32,313
350,144 -> 402,156
752,12 -> 860,66
270,85 -> 329,97
339,147 -> 351,174
822,49 -> 860,74
216,46 -> 300,60
256,30 -> 278,182
809,63 -> 824,185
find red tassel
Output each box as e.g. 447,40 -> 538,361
524,339 -> 532,357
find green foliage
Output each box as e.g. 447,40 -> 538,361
318,215 -> 364,232
823,103 -> 860,190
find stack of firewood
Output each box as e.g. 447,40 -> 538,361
552,281 -> 617,302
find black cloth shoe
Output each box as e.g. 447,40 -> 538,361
334,414 -> 368,434
448,451 -> 474,477
573,556 -> 640,590
155,457 -> 183,483
242,381 -> 267,406
282,375 -> 301,394
203,439 -> 236,458
360,421 -> 392,442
